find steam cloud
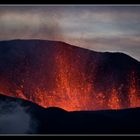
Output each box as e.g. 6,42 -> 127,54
0,101 -> 37,134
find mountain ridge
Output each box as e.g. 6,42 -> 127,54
0,39 -> 139,62
0,39 -> 139,111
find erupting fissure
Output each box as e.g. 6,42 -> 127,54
33,48 -> 139,111
0,42 -> 139,111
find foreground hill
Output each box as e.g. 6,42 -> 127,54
1,94 -> 140,134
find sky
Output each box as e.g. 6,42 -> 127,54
0,5 -> 140,61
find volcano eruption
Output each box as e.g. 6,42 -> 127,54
0,39 -> 139,111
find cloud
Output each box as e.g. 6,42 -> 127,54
0,100 -> 37,134
64,35 -> 140,61
0,6 -> 139,61
0,9 -> 63,41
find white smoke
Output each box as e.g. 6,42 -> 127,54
0,101 -> 37,134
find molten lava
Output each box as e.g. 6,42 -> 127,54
129,72 -> 140,108
0,41 -> 139,111
19,49 -> 140,111
108,88 -> 120,110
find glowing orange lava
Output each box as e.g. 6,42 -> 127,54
108,88 -> 120,110
129,71 -> 140,108
29,49 -> 139,111
0,46 -> 139,112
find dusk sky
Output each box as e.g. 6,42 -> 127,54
0,5 -> 140,61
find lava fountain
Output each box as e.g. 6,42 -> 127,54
0,40 -> 139,111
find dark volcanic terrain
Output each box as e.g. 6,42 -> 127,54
0,39 -> 139,111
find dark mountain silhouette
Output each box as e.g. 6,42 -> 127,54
0,39 -> 139,111
1,94 -> 140,134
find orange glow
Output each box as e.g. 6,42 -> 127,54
0,47 -> 139,111
129,72 -> 140,108
32,49 -> 95,111
108,88 -> 120,110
